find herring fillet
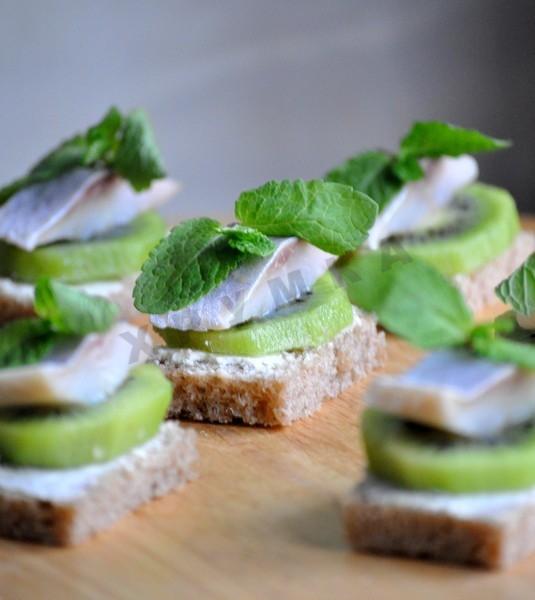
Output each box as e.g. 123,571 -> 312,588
0,322 -> 150,407
366,155 -> 479,250
150,237 -> 337,331
365,349 -> 535,438
0,168 -> 179,251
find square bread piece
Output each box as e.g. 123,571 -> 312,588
0,422 -> 197,546
153,309 -> 386,426
454,231 -> 535,313
343,476 -> 535,569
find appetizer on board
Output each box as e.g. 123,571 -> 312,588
134,179 -> 386,426
343,253 -> 535,569
328,122 -> 535,312
0,107 -> 179,322
0,280 -> 196,546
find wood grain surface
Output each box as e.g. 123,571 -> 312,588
1,221 -> 534,600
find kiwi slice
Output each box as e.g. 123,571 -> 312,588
156,273 -> 354,356
381,183 -> 520,276
362,408 -> 535,493
0,210 -> 166,284
0,364 -> 171,469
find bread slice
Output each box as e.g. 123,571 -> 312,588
0,422 -> 197,546
153,309 -> 386,426
0,274 -> 138,324
343,476 -> 535,569
454,231 -> 535,314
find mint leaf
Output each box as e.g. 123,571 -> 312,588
341,251 -> 474,348
0,107 -> 166,205
34,278 -> 119,335
113,110 -> 166,191
235,179 -> 377,255
495,254 -> 535,316
134,218 -> 250,313
391,155 -> 424,182
324,151 -> 402,211
398,121 -> 511,160
218,225 -> 275,257
84,106 -> 123,164
0,318 -> 58,368
471,329 -> 535,370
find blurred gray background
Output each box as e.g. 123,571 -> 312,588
1,0 -> 534,220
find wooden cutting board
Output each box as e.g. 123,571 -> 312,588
1,220 -> 534,600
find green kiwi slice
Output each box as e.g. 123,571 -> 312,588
362,408 -> 535,493
0,211 -> 166,284
156,273 -> 354,356
380,183 -> 520,276
0,364 -> 171,469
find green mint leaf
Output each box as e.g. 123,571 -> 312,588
34,278 -> 119,335
324,151 -> 403,212
113,109 -> 166,191
235,179 -> 378,255
471,329 -> 535,370
0,107 -> 166,204
83,106 -> 123,164
495,254 -> 535,316
134,218 -> 249,314
391,155 -> 424,182
0,318 -> 58,368
340,251 -> 474,348
398,121 -> 511,160
218,225 -> 275,257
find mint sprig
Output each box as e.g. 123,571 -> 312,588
340,251 -> 535,369
235,179 -> 377,255
0,319 -> 58,369
0,107 -> 166,205
496,253 -> 535,317
325,121 -> 510,211
34,278 -> 119,335
0,279 -> 119,369
133,218 -> 275,314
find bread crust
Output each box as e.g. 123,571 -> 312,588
343,477 -> 535,569
0,422 -> 197,546
154,310 -> 386,426
454,231 -> 535,313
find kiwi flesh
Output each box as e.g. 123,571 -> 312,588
156,273 -> 354,356
0,210 -> 166,284
380,183 -> 520,276
0,364 -> 171,469
363,408 -> 535,493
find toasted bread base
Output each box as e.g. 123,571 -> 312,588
154,310 -> 386,426
454,231 -> 535,313
0,275 -> 138,324
343,476 -> 535,569
0,422 -> 197,546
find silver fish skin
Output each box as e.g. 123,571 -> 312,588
0,322 -> 150,407
366,155 -> 478,250
365,349 -> 535,439
150,237 -> 337,332
0,168 -> 179,251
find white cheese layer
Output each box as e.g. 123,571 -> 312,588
0,322 -> 151,407
357,476 -> 535,523
366,350 -> 535,438
0,424 -> 175,503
